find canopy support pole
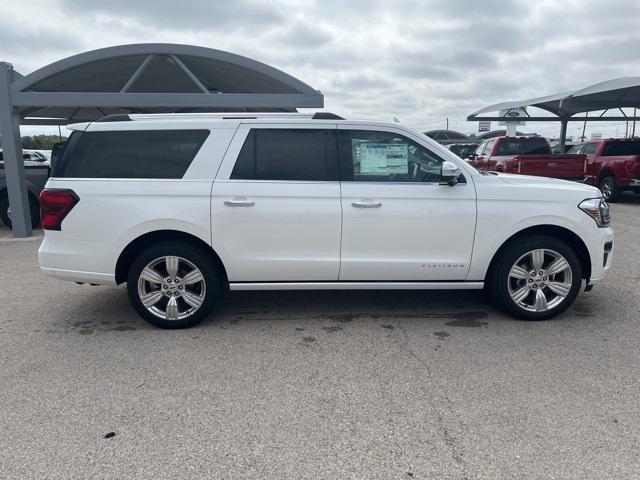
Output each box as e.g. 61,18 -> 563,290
0,62 -> 31,238
559,118 -> 568,148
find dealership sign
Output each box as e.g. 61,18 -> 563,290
478,121 -> 491,132
499,107 -> 527,126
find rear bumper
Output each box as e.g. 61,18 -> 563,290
38,232 -> 117,285
40,266 -> 116,285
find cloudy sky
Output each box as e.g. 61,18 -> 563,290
2,0 -> 640,139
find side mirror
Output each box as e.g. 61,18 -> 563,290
467,153 -> 477,160
440,161 -> 461,186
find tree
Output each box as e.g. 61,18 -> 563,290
20,135 -> 67,150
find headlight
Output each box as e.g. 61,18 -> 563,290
579,198 -> 611,227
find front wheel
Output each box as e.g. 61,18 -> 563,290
488,235 -> 582,320
126,242 -> 221,328
599,175 -> 618,202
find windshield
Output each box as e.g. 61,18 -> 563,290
567,145 -> 582,154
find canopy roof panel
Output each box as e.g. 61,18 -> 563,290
468,77 -> 640,120
424,129 -> 469,142
8,43 -> 323,124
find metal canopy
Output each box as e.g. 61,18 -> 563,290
424,129 -> 470,144
11,43 -> 323,124
0,43 -> 324,237
468,77 -> 640,122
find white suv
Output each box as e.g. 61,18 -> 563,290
38,113 -> 614,328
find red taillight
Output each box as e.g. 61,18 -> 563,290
40,189 -> 79,230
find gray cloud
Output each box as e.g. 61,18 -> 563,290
59,0 -> 285,31
2,0 -> 640,138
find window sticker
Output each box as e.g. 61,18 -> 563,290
356,143 -> 409,175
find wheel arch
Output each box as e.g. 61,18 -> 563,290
115,230 -> 228,285
485,224 -> 591,281
597,167 -> 615,182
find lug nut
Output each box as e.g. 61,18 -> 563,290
539,271 -> 543,276
528,279 -> 533,283
543,276 -> 548,281
162,285 -> 168,289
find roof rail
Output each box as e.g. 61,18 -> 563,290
312,112 -> 345,120
97,114 -> 131,122
95,112 -> 345,122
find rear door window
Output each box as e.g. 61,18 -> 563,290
54,129 -> 209,178
231,129 -> 338,181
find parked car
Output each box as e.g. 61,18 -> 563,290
568,138 -> 640,201
468,136 -> 587,181
0,149 -> 50,166
39,113 -> 613,328
0,149 -> 50,228
445,143 -> 478,159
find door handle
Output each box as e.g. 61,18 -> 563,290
224,199 -> 255,207
351,200 -> 382,208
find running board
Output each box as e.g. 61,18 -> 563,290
229,281 -> 484,291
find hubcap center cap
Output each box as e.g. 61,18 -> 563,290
164,277 -> 182,296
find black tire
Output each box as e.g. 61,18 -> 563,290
487,235 -> 582,321
0,194 -> 40,229
599,175 -> 619,202
126,242 -> 221,329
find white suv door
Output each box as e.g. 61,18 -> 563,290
337,126 -> 476,281
212,124 -> 341,282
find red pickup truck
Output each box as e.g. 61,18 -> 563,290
568,138 -> 640,201
468,136 -> 587,181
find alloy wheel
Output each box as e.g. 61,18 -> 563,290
507,249 -> 573,312
137,256 -> 206,321
600,177 -> 614,201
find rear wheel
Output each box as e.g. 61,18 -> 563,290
0,194 -> 41,229
126,242 -> 221,329
599,175 -> 618,202
488,235 -> 582,320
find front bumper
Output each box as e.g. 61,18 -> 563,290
586,226 -> 614,285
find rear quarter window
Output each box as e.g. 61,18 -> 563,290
54,129 -> 210,179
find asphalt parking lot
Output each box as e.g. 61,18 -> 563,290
1,195 -> 639,480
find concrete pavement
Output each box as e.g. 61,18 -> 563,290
1,195 -> 639,479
